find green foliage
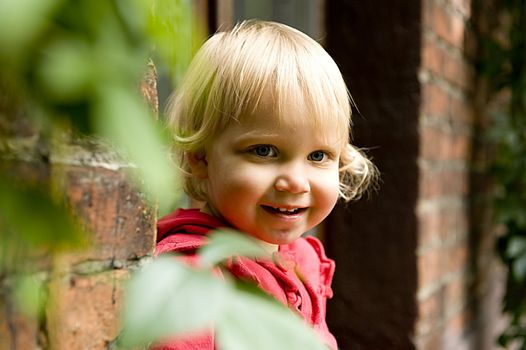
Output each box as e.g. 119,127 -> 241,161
121,256 -> 230,346
0,176 -> 84,254
138,0 -> 199,84
12,274 -> 46,318
0,0 -> 188,214
199,229 -> 270,267
121,232 -> 327,350
477,0 -> 526,348
216,283 -> 326,350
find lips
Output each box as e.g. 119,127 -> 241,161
260,205 -> 307,216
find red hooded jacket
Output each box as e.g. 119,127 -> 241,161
153,208 -> 337,350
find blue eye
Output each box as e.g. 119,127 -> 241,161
308,151 -> 327,162
252,145 -> 277,157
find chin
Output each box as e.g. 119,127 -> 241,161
264,233 -> 302,246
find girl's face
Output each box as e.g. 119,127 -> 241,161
197,97 -> 342,252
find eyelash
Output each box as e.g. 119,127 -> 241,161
249,145 -> 278,158
247,145 -> 332,162
308,150 -> 329,162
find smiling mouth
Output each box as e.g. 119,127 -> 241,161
261,205 -> 307,215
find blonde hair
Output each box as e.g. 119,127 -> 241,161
166,20 -> 377,202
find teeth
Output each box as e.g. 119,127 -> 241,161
276,207 -> 298,213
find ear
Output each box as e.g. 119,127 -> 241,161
187,151 -> 208,179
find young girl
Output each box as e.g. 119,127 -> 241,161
155,20 -> 376,350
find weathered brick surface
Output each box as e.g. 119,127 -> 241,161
1,61 -> 159,350
416,0 -> 478,348
0,294 -> 41,350
59,164 -> 156,263
419,166 -> 469,198
46,269 -> 129,350
419,122 -> 471,161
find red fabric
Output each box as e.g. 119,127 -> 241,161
152,208 -> 337,350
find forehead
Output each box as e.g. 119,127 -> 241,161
234,90 -> 346,146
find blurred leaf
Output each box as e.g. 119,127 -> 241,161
199,229 -> 271,267
138,0 -> 200,83
122,255 -> 328,350
216,287 -> 326,350
121,256 -> 229,346
0,0 -> 60,60
496,196 -> 526,228
13,274 -> 46,318
512,254 -> 526,281
93,84 -> 178,212
37,39 -> 94,102
507,237 -> 526,258
0,177 -> 84,251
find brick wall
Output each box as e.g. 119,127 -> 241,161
416,0 -> 475,348
0,71 -> 157,350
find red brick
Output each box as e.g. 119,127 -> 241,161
416,325 -> 444,350
418,209 -> 442,248
450,0 -> 471,17
449,12 -> 466,49
418,247 -> 444,291
452,133 -> 471,159
445,274 -> 468,312
447,307 -> 470,334
419,167 -> 469,199
432,2 -> 450,42
422,0 -> 433,27
419,200 -> 469,249
443,308 -> 474,350
419,207 -> 445,250
418,290 -> 444,335
420,126 -> 471,161
443,54 -> 472,90
422,82 -> 449,118
445,241 -> 469,275
418,235 -> 470,294
422,36 -> 443,75
0,293 -> 41,350
46,269 -> 129,350
430,1 -> 466,49
58,165 -> 156,263
449,94 -> 474,124
443,206 -> 469,240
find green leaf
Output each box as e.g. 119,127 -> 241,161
0,0 -> 60,60
13,274 -> 46,318
507,237 -> 526,258
121,256 -> 229,347
37,39 -> 94,102
0,177 -> 85,252
512,254 -> 526,281
216,287 -> 327,350
93,84 -> 179,212
139,0 -> 202,84
199,229 -> 271,267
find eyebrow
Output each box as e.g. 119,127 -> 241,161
235,130 -> 281,140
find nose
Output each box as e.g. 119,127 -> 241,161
274,167 -> 311,194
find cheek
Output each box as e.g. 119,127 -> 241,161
317,170 -> 341,210
206,163 -> 268,202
